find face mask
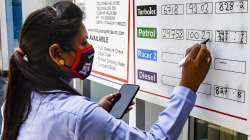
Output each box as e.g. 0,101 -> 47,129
65,44 -> 95,80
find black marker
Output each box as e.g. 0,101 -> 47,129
201,38 -> 210,44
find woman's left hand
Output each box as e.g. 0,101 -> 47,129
98,92 -> 135,113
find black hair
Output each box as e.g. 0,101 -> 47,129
2,1 -> 84,140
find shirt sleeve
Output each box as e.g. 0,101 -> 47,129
74,86 -> 196,140
0,102 -> 5,136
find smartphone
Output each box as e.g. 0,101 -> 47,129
109,84 -> 140,119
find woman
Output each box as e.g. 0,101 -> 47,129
1,1 -> 211,140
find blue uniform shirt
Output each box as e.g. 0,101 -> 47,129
11,86 -> 196,140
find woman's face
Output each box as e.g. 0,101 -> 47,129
48,23 -> 89,78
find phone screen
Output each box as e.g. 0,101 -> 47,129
109,84 -> 140,119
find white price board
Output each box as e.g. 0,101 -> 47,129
134,0 -> 250,135
75,0 -> 130,84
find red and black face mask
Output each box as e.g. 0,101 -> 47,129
65,44 -> 95,80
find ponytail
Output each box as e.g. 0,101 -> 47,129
2,52 -> 32,140
2,49 -> 80,140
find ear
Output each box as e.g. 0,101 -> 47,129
48,43 -> 64,66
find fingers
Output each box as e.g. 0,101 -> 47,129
130,101 -> 135,106
126,101 -> 135,113
106,92 -> 121,100
187,43 -> 211,66
195,44 -> 209,64
185,47 -> 192,56
126,105 -> 134,113
207,51 -> 212,65
188,44 -> 201,59
104,101 -> 112,107
112,92 -> 121,98
111,93 -> 121,103
105,95 -> 113,100
126,106 -> 133,113
98,92 -> 122,111
201,49 -> 212,67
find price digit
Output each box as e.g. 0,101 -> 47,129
219,2 -> 224,11
237,91 -> 242,99
240,1 -> 245,9
229,1 -> 234,11
215,86 -> 220,95
174,4 -> 179,14
201,3 -> 209,13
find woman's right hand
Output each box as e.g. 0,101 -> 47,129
180,43 -> 212,92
